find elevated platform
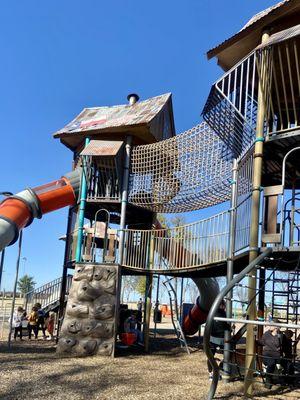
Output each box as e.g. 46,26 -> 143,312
67,247 -> 300,279
122,247 -> 300,278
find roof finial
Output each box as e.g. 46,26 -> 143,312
127,93 -> 139,105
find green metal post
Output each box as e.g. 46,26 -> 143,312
75,138 -> 90,263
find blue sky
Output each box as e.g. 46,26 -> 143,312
0,0 -> 277,290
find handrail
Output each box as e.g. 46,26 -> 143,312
122,210 -> 229,232
203,247 -> 273,400
119,210 -> 231,270
25,275 -> 73,311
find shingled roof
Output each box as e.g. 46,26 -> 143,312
54,93 -> 175,150
207,0 -> 300,70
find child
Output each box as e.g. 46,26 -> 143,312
12,306 -> 25,340
124,312 -> 143,344
46,312 -> 55,340
28,306 -> 39,339
35,303 -> 47,339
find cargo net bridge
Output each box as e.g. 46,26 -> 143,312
117,120 -> 254,275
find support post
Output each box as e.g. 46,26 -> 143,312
244,31 -> 270,397
8,231 -> 23,348
118,136 -> 132,265
179,277 -> 184,321
75,137 -> 90,263
57,207 -> 74,341
154,274 -> 160,338
223,158 -> 238,381
144,220 -> 155,351
143,274 -> 153,352
0,250 -> 5,294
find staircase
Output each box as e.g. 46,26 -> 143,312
163,277 -> 190,354
24,275 -> 73,314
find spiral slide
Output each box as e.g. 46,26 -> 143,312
182,277 -> 219,335
0,169 -> 81,253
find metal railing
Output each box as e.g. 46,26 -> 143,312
235,194 -> 252,253
120,210 -> 230,270
86,158 -> 121,202
24,275 -> 73,313
203,33 -> 300,158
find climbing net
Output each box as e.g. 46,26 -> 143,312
129,122 -> 233,213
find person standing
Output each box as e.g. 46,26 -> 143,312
28,306 -> 39,340
257,319 -> 282,389
12,306 -> 25,341
46,312 -> 55,340
137,298 -> 143,312
35,303 -> 47,339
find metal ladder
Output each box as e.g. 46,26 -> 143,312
163,277 -> 190,354
271,272 -> 290,322
271,269 -> 300,325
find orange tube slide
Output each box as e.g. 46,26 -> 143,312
0,170 -> 80,251
33,177 -> 76,214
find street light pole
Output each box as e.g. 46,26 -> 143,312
21,257 -> 27,276
8,230 -> 23,348
0,192 -> 13,295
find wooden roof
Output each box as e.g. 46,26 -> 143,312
207,0 -> 300,71
53,93 -> 175,151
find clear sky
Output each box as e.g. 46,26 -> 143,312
0,0 -> 277,290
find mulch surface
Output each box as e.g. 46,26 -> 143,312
0,333 -> 300,400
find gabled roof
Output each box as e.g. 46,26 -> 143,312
54,93 -> 175,150
207,0 -> 300,70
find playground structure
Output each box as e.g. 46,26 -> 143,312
0,1 -> 300,398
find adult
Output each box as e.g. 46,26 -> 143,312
137,298 -> 143,312
257,319 -> 282,389
207,300 -> 230,380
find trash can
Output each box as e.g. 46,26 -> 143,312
153,308 -> 162,323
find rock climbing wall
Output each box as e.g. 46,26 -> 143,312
57,263 -> 120,356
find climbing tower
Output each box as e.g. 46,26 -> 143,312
55,93 -> 176,356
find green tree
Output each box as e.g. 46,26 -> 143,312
157,214 -> 170,229
17,274 -> 36,296
136,276 -> 146,297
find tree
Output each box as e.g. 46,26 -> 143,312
136,276 -> 146,297
157,214 -> 170,229
236,285 -> 248,315
17,274 -> 36,296
121,276 -> 135,303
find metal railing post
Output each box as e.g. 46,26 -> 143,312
223,158 -> 238,381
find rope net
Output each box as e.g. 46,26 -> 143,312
128,122 -> 233,213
